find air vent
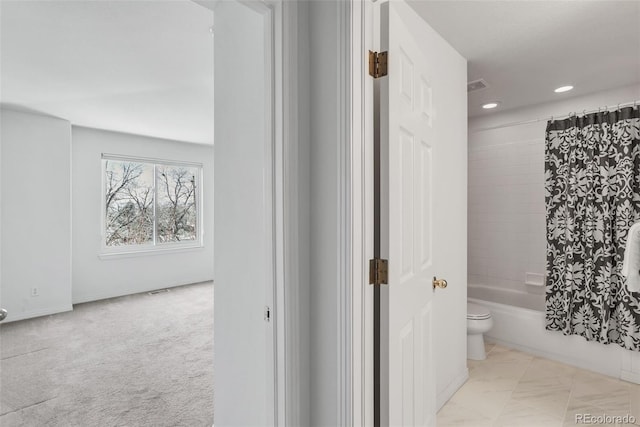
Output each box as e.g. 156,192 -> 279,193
467,78 -> 488,93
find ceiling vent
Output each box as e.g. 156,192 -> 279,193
467,78 -> 488,93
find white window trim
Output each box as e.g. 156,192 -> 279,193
100,153 -> 204,257
98,244 -> 205,260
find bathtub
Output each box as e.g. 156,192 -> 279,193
468,297 -> 640,385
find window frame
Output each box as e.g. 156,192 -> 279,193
100,153 -> 204,257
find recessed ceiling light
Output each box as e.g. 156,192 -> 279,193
482,102 -> 500,109
554,85 -> 573,93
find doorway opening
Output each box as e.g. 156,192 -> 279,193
0,0 -> 278,425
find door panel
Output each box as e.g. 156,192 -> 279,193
378,1 -> 465,425
418,140 -> 432,269
400,321 -> 415,425
418,304 -> 434,424
400,128 -> 414,278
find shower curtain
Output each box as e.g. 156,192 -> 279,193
545,105 -> 640,351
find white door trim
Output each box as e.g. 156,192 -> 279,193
262,0 -> 302,424
259,0 -> 307,424
340,0 -> 374,426
338,1 -> 354,426
237,1 -> 302,424
271,0 -> 305,424
230,3 -> 279,424
196,0 -> 299,424
349,0 -> 374,426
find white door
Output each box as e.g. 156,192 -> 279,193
377,1 -> 466,425
213,1 -> 276,425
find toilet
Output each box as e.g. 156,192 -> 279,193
467,302 -> 493,360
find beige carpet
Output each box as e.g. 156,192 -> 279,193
0,281 -> 214,427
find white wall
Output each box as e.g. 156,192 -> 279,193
0,108 -> 72,321
212,1 -> 271,425
72,126 -> 214,304
468,84 -> 640,311
307,1 -> 348,424
297,1 -> 311,424
0,111 -> 213,321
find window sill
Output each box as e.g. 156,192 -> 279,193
98,244 -> 205,260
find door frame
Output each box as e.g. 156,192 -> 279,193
260,0 -> 306,424
196,0 -> 301,424
260,0 -> 303,424
247,1 -> 374,424
347,0 -> 375,425
269,0 -> 305,424
328,0 -> 374,425
208,0 -> 375,423
347,2 -> 469,424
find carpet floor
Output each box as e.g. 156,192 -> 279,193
0,281 -> 214,427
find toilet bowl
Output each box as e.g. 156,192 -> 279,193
467,302 -> 493,361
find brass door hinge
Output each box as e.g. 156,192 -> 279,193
369,258 -> 388,285
369,50 -> 388,78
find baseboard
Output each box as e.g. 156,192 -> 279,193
3,304 -> 73,323
469,298 -> 640,384
72,279 -> 214,305
621,370 -> 640,384
485,335 -> 620,379
436,368 -> 469,411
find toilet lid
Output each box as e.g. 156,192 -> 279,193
467,302 -> 491,320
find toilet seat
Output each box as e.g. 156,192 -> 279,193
467,302 -> 491,320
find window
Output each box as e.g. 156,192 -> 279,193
102,155 -> 202,253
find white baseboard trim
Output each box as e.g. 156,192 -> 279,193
3,304 -> 73,323
436,368 -> 469,411
485,335 -> 621,379
469,298 -> 640,385
621,370 -> 640,384
72,279 -> 214,305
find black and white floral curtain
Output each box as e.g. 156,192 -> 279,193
545,105 -> 640,351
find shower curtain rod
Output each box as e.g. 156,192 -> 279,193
472,99 -> 640,133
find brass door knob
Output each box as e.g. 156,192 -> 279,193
433,277 -> 448,290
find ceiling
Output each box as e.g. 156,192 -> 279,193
0,0 -> 214,144
1,1 -> 637,135
407,1 -> 640,117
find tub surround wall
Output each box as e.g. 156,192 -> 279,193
467,137 -> 546,311
468,84 -> 640,311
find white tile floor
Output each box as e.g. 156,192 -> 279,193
437,343 -> 640,427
